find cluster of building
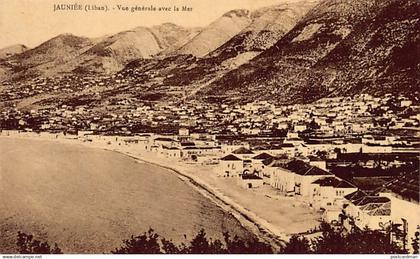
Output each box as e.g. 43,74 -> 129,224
0,92 -> 419,251
1,93 -> 419,137
0,75 -> 121,101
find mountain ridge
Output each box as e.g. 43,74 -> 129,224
0,0 -> 417,108
198,0 -> 419,104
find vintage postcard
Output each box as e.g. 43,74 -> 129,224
0,0 -> 419,256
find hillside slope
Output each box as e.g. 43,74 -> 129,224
127,2 -> 317,95
70,23 -> 201,74
0,44 -> 28,59
0,24 -> 201,79
200,0 -> 419,104
209,1 -> 318,59
3,34 -> 94,80
173,10 -> 253,57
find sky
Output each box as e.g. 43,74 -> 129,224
0,0 -> 303,49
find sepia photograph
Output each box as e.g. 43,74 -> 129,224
0,0 -> 419,256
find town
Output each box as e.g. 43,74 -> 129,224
1,78 -> 419,252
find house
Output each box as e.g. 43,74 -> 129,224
0,130 -> 20,136
218,154 -> 243,177
343,192 -> 391,231
283,160 -> 333,198
379,169 -> 420,252
310,177 -> 358,210
268,159 -> 295,195
77,130 -> 94,137
221,143 -> 250,154
152,137 -> 176,149
162,146 -> 181,158
238,174 -> 264,189
308,155 -> 327,171
179,128 -> 189,136
294,124 -> 307,132
251,152 -> 274,176
232,147 -> 255,160
282,143 -> 296,156
268,159 -> 332,198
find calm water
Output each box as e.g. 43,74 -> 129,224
0,138 -> 253,253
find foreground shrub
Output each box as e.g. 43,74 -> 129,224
16,232 -> 62,254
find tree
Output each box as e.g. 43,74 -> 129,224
282,235 -> 311,254
16,232 -> 62,254
15,225 -> 409,254
412,231 -> 419,254
111,228 -> 272,254
112,228 -> 162,254
312,223 -> 346,253
223,232 -> 273,254
341,228 -> 406,254
188,229 -> 225,254
160,238 -> 184,254
303,224 -> 406,254
280,223 -> 408,254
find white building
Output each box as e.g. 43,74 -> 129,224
270,159 -> 333,198
231,147 -> 255,160
343,192 -> 391,232
218,154 -> 243,177
379,169 -> 420,252
238,174 -> 264,189
310,177 -> 358,210
250,152 -> 273,176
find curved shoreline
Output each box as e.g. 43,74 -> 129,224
1,135 -> 287,251
120,151 -> 286,250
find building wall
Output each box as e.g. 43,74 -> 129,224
250,160 -> 265,176
239,179 -> 264,189
309,160 -> 327,170
295,175 -> 327,198
357,213 -> 391,231
270,168 -> 295,194
312,186 -> 358,210
381,193 -> 420,251
218,160 -> 243,177
344,204 -> 391,231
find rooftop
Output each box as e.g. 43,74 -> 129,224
241,174 -> 263,180
220,154 -> 242,161
381,169 -> 419,202
312,177 -> 356,188
344,190 -> 369,202
283,160 -> 332,176
232,147 -> 254,155
252,152 -> 274,160
353,196 -> 390,206
360,202 -> 391,216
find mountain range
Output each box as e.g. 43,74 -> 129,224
0,0 -> 418,106
200,0 -> 419,104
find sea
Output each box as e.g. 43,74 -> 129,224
0,137 -> 253,253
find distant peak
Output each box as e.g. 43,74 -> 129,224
56,33 -> 76,38
223,9 -> 251,18
1,44 -> 28,50
159,22 -> 180,27
49,33 -> 86,42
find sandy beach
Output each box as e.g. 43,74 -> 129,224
115,144 -> 322,248
0,134 -> 322,252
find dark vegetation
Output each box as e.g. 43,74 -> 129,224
16,232 -> 62,254
14,223 -> 416,254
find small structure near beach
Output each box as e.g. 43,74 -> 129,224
238,174 -> 264,189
